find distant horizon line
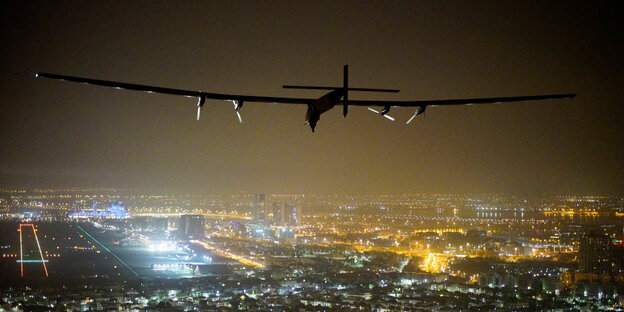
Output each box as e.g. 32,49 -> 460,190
0,187 -> 621,198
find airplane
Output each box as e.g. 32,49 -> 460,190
35,65 -> 575,132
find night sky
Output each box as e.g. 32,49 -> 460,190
1,1 -> 622,195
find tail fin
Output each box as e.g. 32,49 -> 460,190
343,65 -> 348,117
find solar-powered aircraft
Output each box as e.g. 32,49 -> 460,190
36,65 -> 575,132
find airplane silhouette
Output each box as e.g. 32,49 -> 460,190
36,65 -> 575,132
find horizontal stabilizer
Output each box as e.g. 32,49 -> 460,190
283,85 -> 399,93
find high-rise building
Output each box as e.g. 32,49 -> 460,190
289,205 -> 301,225
179,214 -> 205,240
270,202 -> 301,226
578,231 -> 612,273
272,202 -> 284,225
612,242 -> 624,273
253,194 -> 267,223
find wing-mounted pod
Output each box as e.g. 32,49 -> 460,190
230,100 -> 243,123
196,95 -> 205,120
367,105 -> 395,121
406,105 -> 427,124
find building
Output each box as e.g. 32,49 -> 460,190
578,231 -> 612,273
253,194 -> 267,223
271,202 -> 301,226
68,201 -> 130,219
612,242 -> 624,273
289,205 -> 301,225
106,203 -> 130,219
179,214 -> 205,240
272,202 -> 284,225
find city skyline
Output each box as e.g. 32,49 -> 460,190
1,188 -> 624,310
1,1 -> 622,195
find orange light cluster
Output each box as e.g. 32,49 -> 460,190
18,223 -> 49,278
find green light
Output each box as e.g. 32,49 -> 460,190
76,225 -> 139,277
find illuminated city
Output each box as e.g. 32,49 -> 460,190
1,189 -> 623,310
2,1 -> 622,311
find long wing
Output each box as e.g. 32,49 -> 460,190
35,72 -> 312,104
347,94 -> 575,107
36,72 -> 575,107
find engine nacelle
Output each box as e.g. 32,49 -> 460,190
416,105 -> 427,115
406,105 -> 427,124
234,100 -> 243,111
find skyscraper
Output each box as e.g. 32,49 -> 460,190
179,214 -> 205,240
253,194 -> 267,223
289,205 -> 301,225
578,231 -> 612,273
270,202 -> 301,226
611,242 -> 624,273
272,202 -> 284,225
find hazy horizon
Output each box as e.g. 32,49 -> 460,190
2,1 -> 622,196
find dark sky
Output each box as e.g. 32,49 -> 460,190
1,1 -> 622,195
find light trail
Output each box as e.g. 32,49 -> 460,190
420,252 -> 450,273
19,225 -> 23,277
423,253 -> 435,268
76,224 -> 139,277
32,224 -> 49,277
133,212 -> 250,220
18,224 -> 48,277
191,240 -> 265,268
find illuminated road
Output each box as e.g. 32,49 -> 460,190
191,240 -> 265,268
133,212 -> 250,220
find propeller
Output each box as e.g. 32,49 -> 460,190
406,112 -> 418,124
196,96 -> 205,120
231,100 -> 243,123
367,106 -> 395,121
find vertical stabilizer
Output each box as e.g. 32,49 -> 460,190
343,65 -> 348,117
